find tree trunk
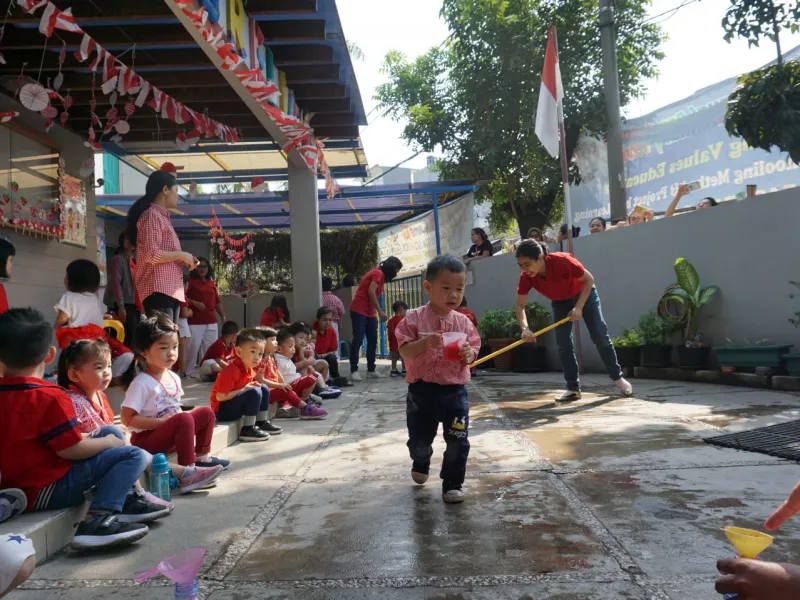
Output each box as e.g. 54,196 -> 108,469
515,189 -> 558,238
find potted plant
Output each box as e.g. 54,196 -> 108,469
638,311 -> 673,368
783,281 -> 800,376
478,308 -> 519,370
658,258 -> 719,370
513,302 -> 550,373
715,338 -> 793,371
611,328 -> 642,369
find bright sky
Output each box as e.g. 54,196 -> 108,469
336,0 -> 800,171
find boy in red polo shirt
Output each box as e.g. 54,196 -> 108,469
197,320 -> 239,381
210,328 -> 282,441
0,308 -> 157,550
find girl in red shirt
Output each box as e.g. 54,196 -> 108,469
185,257 -> 226,378
260,295 -> 290,327
0,235 -> 15,316
514,240 -> 632,402
347,256 -> 402,381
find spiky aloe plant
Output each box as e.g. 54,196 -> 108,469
657,258 -> 719,342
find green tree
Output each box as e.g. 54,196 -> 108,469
723,0 -> 800,163
375,0 -> 663,235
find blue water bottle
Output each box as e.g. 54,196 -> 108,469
149,453 -> 171,502
175,581 -> 199,599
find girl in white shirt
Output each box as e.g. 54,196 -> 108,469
54,259 -> 134,377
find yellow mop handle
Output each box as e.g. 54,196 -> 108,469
471,316 -> 572,368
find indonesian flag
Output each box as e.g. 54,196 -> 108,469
534,25 -> 564,159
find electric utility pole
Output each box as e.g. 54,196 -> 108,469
598,0 -> 627,223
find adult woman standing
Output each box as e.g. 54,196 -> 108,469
185,257 -> 226,377
126,170 -> 197,323
104,232 -> 139,344
348,256 -> 403,382
514,240 -> 632,401
464,228 -> 493,264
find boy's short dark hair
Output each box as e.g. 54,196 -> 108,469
66,259 -> 101,293
287,321 -> 311,336
221,321 -> 240,337
236,328 -> 266,347
322,276 -> 333,292
257,326 -> 278,340
392,300 -> 408,313
276,328 -> 294,345
0,308 -> 53,369
425,255 -> 466,282
316,306 -> 333,320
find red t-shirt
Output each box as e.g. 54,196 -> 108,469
202,338 -> 234,363
260,307 -> 286,327
0,377 -> 83,508
210,357 -> 255,413
187,278 -> 221,325
256,354 -> 280,380
349,268 -> 385,317
456,308 -> 478,327
387,315 -> 403,352
0,282 -> 7,314
312,323 -> 338,355
517,252 -> 586,301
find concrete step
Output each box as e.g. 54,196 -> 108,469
0,416 -> 242,563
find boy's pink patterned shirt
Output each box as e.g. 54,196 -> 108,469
394,303 -> 481,386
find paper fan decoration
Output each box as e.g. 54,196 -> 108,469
40,105 -> 58,119
251,177 -> 266,193
20,83 -> 49,112
79,158 -> 94,178
113,120 -> 130,135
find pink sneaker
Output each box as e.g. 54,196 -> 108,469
177,465 -> 224,494
138,489 -> 174,512
300,404 -> 328,420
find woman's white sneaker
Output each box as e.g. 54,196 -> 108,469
349,371 -> 363,382
443,489 -> 465,504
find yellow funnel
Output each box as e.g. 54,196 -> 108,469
724,527 -> 774,559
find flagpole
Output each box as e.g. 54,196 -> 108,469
551,26 -> 583,375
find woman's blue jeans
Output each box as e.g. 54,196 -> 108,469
551,287 -> 622,391
350,311 -> 377,373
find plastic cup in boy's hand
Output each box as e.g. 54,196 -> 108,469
442,332 -> 467,361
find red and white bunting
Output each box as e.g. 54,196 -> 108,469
16,0 -> 47,14
38,4 -> 83,37
75,34 -> 97,62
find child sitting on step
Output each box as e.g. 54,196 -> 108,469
60,339 -> 222,496
211,328 -> 282,441
54,259 -> 134,378
0,308 -> 157,551
121,315 -> 230,471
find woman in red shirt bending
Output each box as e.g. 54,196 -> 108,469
126,171 -> 198,324
185,257 -> 227,378
514,240 -> 632,402
347,256 -> 402,382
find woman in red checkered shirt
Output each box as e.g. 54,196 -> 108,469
125,171 -> 198,324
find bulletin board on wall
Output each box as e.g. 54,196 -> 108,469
0,123 -> 64,239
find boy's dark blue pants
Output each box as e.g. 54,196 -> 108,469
406,381 -> 470,490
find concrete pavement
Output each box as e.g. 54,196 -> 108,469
12,372 -> 800,599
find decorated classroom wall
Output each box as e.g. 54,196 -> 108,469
0,93 -> 97,331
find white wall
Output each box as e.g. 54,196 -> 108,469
466,187 -> 800,372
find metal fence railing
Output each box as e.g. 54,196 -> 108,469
359,273 -> 425,358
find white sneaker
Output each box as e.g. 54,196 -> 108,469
411,471 -> 428,485
349,371 -> 363,382
615,378 -> 633,397
443,489 -> 465,504
366,370 -> 386,379
557,390 -> 582,402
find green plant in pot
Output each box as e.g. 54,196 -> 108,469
478,308 -> 520,370
638,311 -> 674,368
783,281 -> 800,376
513,302 -> 551,373
611,328 -> 642,369
658,258 -> 719,370
715,336 -> 792,372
